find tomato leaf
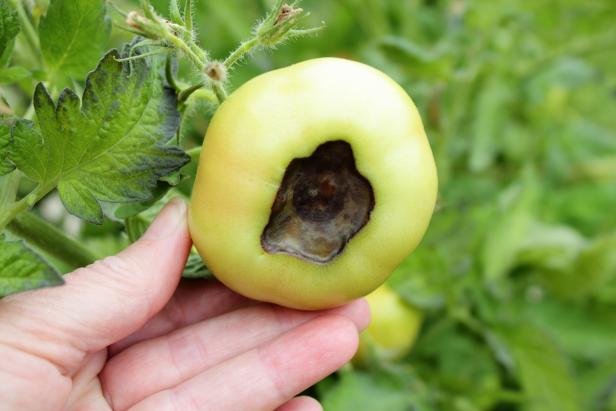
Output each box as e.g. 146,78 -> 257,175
470,74 -> 514,172
319,372 -> 408,411
481,176 -> 538,281
0,119 -> 14,176
578,353 -> 616,410
0,234 -> 64,297
517,222 -> 587,272
522,300 -> 616,361
506,326 -> 582,411
0,1 -> 19,67
39,0 -> 111,80
319,369 -> 432,411
539,232 -> 616,301
10,45 -> 189,224
0,66 -> 30,84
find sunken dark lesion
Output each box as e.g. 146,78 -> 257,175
261,140 -> 374,264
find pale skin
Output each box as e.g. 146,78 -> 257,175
0,199 -> 370,410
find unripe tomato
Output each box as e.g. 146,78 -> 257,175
189,58 -> 437,309
354,284 -> 423,364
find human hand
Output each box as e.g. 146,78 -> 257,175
0,199 -> 370,410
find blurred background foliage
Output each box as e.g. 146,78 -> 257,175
4,0 -> 616,409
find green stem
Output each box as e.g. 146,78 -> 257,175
223,37 -> 260,69
212,82 -> 227,103
165,54 -> 179,91
7,211 -> 99,269
178,81 -> 205,102
0,183 -> 54,231
166,34 -> 206,70
183,0 -> 193,34
186,146 -> 201,161
10,0 -> 42,66
190,88 -> 218,105
165,34 -> 230,106
0,195 -> 31,230
0,173 -> 20,211
162,35 -> 231,105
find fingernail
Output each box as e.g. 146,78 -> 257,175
142,198 -> 187,240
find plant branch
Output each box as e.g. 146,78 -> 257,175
220,1 -> 324,74
223,37 -> 260,69
0,173 -> 20,211
186,146 -> 201,161
165,33 -> 207,70
9,0 -> 42,65
0,183 -> 54,230
211,82 -> 227,103
177,81 -> 205,102
165,54 -> 179,91
7,211 -> 99,270
117,0 -> 323,104
183,0 -> 193,35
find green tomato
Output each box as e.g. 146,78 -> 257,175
354,284 -> 423,363
189,58 -> 437,310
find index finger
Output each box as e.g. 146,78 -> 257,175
128,315 -> 359,411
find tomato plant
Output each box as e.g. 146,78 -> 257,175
0,0 -> 324,293
2,1 -> 616,410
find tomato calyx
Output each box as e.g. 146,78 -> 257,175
261,140 -> 374,264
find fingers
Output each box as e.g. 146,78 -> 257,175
127,315 -> 359,411
102,299 -> 369,410
276,396 -> 323,411
0,345 -> 70,411
109,279 -> 255,355
0,199 -> 191,375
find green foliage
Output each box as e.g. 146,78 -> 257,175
0,119 -> 14,176
0,233 -> 63,297
182,251 -> 212,279
507,326 -> 581,411
0,0 -> 19,66
105,184 -> 211,279
0,0 -> 615,409
10,47 -> 188,223
320,368 -> 431,411
39,0 -> 111,81
0,65 -> 28,83
294,0 -> 616,409
537,232 -> 616,300
481,175 -> 538,281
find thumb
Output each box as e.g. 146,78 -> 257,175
0,198 -> 191,374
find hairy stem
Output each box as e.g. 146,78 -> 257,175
212,82 -> 227,103
224,37 -> 260,69
166,34 -> 206,70
7,211 -> 99,270
164,34 -> 229,105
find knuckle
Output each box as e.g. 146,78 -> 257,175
94,255 -> 142,278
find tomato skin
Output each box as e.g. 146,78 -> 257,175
354,284 -> 423,364
189,58 -> 437,310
